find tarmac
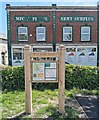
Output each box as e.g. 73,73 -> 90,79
75,95 -> 99,120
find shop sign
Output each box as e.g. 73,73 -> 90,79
59,16 -> 95,22
14,16 -> 50,22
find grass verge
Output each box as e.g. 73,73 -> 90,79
1,88 -> 99,119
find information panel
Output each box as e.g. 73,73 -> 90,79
32,62 -> 57,81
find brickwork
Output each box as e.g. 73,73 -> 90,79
56,11 -> 97,43
6,4 -> 98,66
6,4 -> 97,44
10,11 -> 53,44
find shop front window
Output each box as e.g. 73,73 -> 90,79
13,48 -> 24,60
33,47 -> 52,60
1,52 -> 5,64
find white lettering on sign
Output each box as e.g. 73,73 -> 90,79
16,17 -> 25,21
74,17 -> 93,21
74,17 -> 79,21
60,16 -> 73,21
32,17 -> 37,21
60,16 -> 95,22
14,16 -> 50,22
44,17 -> 48,21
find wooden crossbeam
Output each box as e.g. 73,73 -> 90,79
30,52 -> 59,58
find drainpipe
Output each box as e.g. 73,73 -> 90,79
52,4 -> 56,51
6,4 -> 12,66
97,3 -> 99,66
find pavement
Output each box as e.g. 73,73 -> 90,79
75,95 -> 99,120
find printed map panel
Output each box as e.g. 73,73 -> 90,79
32,62 -> 57,81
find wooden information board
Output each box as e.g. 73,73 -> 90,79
24,45 -> 65,115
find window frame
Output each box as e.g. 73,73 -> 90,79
81,26 -> 91,41
63,26 -> 73,41
36,27 -> 46,42
18,26 -> 28,41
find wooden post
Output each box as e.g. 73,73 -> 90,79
24,45 -> 32,114
58,45 -> 65,114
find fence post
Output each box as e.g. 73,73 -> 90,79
24,45 -> 32,114
58,45 -> 65,114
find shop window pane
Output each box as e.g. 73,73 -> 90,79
13,48 -> 21,53
2,55 -> 5,64
13,48 -> 24,60
33,48 -> 52,52
66,48 -> 76,52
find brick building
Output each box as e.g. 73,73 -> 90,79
6,4 -> 98,66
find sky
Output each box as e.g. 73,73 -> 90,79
0,0 -> 99,35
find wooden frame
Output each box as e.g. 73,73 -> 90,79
24,45 -> 65,114
30,51 -> 59,58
